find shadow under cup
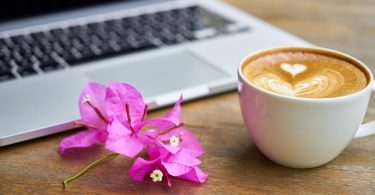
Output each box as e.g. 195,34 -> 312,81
237,46 -> 373,168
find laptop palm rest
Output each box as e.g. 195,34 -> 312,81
86,51 -> 230,99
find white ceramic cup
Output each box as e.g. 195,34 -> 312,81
238,46 -> 375,168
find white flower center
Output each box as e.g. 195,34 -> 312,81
82,94 -> 91,104
169,135 -> 179,147
150,169 -> 163,182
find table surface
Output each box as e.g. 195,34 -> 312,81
1,0 -> 375,194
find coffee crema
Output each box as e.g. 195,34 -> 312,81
242,50 -> 368,98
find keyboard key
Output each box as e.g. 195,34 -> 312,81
0,66 -> 9,72
80,49 -> 97,59
38,54 -> 55,65
15,59 -> 33,69
64,57 -> 88,66
68,43 -> 156,66
0,70 -> 15,82
30,32 -> 47,43
12,51 -> 24,63
52,42 -> 65,55
61,52 -> 76,62
40,62 -> 63,72
0,61 -> 11,72
98,44 -> 115,55
50,28 -> 66,36
0,38 -> 5,46
18,67 -> 37,77
32,46 -> 44,59
3,38 -> 15,48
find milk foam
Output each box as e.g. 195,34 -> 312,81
252,68 -> 344,97
243,51 -> 367,98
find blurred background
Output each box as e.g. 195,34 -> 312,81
225,0 -> 375,72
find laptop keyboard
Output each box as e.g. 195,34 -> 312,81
0,6 -> 248,82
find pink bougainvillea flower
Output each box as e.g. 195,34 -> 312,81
128,127 -> 207,187
129,149 -> 208,187
104,82 -> 185,158
150,127 -> 205,157
59,82 -> 208,187
59,82 -> 109,154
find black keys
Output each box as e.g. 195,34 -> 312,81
0,5 -> 233,79
37,54 -> 63,72
65,56 -> 94,66
0,70 -> 15,82
15,59 -> 31,68
52,42 -> 65,56
38,54 -> 55,65
0,45 -> 12,60
61,52 -> 75,62
67,41 -> 156,66
18,67 -> 37,77
13,57 -> 37,76
0,59 -> 15,81
0,60 -> 11,72
50,28 -> 65,36
39,62 -> 63,72
80,49 -> 96,59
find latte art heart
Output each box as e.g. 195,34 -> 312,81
253,70 -> 343,97
280,63 -> 307,77
242,51 -> 368,98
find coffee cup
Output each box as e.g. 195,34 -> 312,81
238,46 -> 375,168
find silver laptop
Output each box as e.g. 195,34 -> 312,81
0,0 -> 310,146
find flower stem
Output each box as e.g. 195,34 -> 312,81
63,152 -> 119,187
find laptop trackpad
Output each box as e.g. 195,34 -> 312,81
86,51 -> 230,99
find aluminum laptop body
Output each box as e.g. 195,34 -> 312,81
0,0 -> 310,146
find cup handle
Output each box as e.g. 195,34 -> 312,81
355,83 -> 375,138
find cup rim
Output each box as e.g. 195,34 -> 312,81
238,46 -> 373,102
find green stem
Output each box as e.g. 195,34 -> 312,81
63,152 -> 119,187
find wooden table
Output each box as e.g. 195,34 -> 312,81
1,0 -> 375,194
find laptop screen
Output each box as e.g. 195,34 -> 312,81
0,0 -> 135,23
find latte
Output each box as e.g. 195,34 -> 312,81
242,49 -> 368,98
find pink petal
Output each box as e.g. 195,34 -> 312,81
105,119 -> 144,158
96,129 -> 108,143
161,150 -> 201,176
161,161 -> 192,176
141,132 -> 181,156
133,119 -> 173,135
79,82 -> 108,130
145,141 -> 169,160
158,127 -> 204,157
142,129 -> 159,139
59,129 -> 100,154
138,130 -> 159,147
163,96 -> 183,126
128,157 -> 158,182
165,150 -> 201,167
157,139 -> 181,154
104,82 -> 146,130
106,119 -> 132,137
133,97 -> 183,132
177,167 -> 208,183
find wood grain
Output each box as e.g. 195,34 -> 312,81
1,0 -> 375,194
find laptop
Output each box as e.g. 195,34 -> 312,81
0,0 -> 310,146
